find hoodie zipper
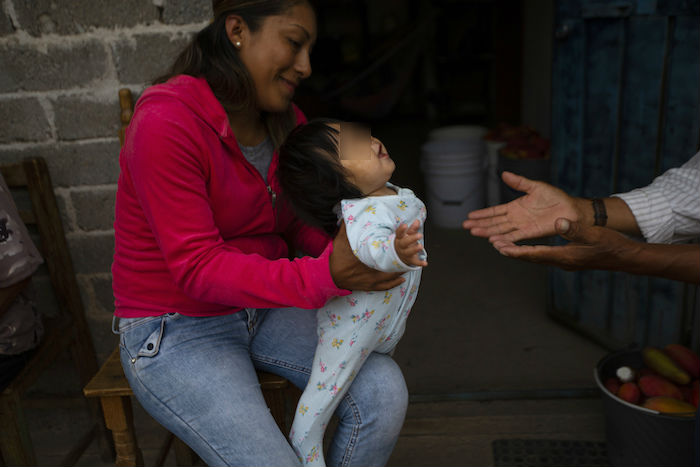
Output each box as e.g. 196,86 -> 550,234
267,185 -> 277,209
230,137 -> 277,224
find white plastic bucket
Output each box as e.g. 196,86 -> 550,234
428,125 -> 487,141
485,141 -> 506,206
421,127 -> 486,228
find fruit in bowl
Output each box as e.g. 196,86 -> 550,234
604,344 -> 699,416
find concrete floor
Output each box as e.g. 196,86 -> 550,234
22,392 -> 606,466
19,119 -> 612,465
394,224 -> 608,396
380,118 -> 609,395
21,222 -> 610,466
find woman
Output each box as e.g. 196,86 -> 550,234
112,1 -> 408,465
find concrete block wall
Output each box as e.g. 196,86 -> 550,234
0,0 -> 212,361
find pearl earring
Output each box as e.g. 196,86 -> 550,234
235,41 -> 241,48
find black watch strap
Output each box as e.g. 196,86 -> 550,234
592,198 -> 607,226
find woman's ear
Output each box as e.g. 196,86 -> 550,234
225,14 -> 246,48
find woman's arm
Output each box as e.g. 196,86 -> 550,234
330,223 -> 406,290
279,213 -> 407,291
341,198 -> 427,273
282,215 -> 332,257
125,102 -> 345,310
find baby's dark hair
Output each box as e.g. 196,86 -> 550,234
278,118 -> 363,234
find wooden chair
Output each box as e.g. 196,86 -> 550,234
84,348 -> 294,466
0,157 -> 106,466
83,89 -> 299,466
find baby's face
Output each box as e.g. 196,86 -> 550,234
334,122 -> 395,196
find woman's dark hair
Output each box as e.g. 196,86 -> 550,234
154,0 -> 309,148
278,118 -> 364,234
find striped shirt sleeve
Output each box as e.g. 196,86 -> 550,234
612,151 -> 700,244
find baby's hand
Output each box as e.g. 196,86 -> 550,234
395,219 -> 428,267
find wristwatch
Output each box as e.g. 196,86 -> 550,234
592,198 -> 607,226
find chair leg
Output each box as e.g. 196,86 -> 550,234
173,436 -> 198,467
99,395 -> 144,467
69,328 -> 99,385
92,400 -> 116,462
262,387 -> 287,434
69,337 -> 114,461
0,392 -> 36,466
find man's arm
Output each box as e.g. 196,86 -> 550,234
463,171 -> 643,243
592,197 -> 641,237
612,151 -> 700,244
493,218 -> 700,284
464,152 -> 700,283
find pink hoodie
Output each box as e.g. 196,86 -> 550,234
112,75 -> 346,318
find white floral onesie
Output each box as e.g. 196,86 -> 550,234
289,183 -> 427,466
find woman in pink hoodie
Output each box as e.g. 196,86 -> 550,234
112,1 -> 408,466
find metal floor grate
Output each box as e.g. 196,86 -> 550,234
492,439 -> 610,467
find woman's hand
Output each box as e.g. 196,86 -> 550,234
330,223 -> 405,291
463,171 -> 589,244
395,220 -> 428,267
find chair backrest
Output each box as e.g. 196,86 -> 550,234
0,158 -> 98,378
118,88 -> 134,147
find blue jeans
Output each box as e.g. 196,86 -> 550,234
116,308 -> 408,466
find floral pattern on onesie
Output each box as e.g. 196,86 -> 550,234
289,183 -> 427,466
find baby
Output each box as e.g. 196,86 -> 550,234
278,119 -> 427,466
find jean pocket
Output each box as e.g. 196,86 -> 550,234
136,316 -> 166,358
117,315 -> 162,334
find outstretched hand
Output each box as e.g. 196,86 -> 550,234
491,218 -> 639,271
463,171 -> 588,244
330,223 -> 405,291
395,219 -> 428,267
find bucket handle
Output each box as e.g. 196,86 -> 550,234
427,185 -> 483,205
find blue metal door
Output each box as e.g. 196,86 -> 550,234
550,0 -> 700,349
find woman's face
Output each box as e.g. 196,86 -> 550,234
333,123 -> 396,196
234,3 -> 317,113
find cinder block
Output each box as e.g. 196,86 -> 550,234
46,141 -> 122,186
83,306 -> 118,362
0,140 -> 121,187
52,94 -> 120,141
68,232 -> 115,274
71,187 -> 116,231
0,39 -> 108,92
161,0 -> 212,25
12,0 -> 158,36
76,275 -> 116,360
0,97 -> 51,143
54,191 -> 75,234
0,149 -> 27,169
111,31 -> 193,84
89,275 -> 115,314
0,155 -> 73,232
0,9 -> 13,36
